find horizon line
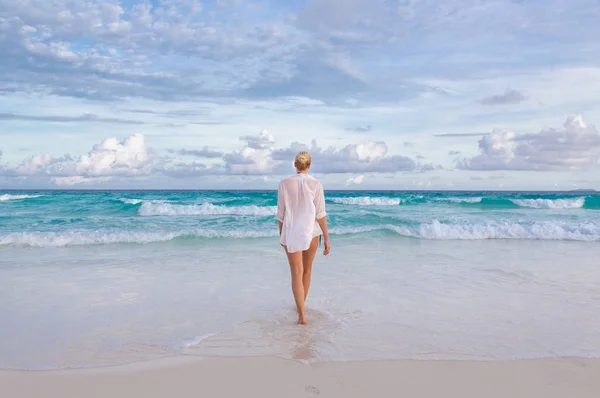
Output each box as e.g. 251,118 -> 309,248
1,188 -> 597,193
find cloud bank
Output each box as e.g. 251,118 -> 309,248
2,0 -> 599,106
458,116 -> 600,171
0,128 -> 424,186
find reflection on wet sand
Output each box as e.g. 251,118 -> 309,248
184,306 -> 347,362
290,326 -> 319,362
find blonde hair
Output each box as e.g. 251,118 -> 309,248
294,151 -> 311,171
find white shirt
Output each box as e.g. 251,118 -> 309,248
277,173 -> 327,253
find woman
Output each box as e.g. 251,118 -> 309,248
277,151 -> 331,325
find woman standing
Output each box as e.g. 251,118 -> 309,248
277,151 -> 331,325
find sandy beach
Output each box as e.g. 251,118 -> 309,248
3,355 -> 600,398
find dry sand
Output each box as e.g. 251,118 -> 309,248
2,356 -> 600,398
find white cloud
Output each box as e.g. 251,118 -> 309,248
458,115 -> 600,171
2,133 -> 156,184
1,128 -> 423,185
354,141 -> 387,161
271,139 -> 416,174
223,129 -> 277,174
346,175 -> 365,185
220,129 -> 417,175
17,153 -> 55,175
72,133 -> 153,177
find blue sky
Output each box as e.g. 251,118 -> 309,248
1,0 -> 600,190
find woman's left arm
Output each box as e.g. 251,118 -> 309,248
315,183 -> 330,255
277,182 -> 285,235
315,182 -> 327,220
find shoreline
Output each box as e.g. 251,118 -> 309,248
3,352 -> 600,372
2,355 -> 600,398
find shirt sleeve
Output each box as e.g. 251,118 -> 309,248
277,182 -> 285,222
315,182 -> 327,219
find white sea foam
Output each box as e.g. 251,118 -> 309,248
119,198 -> 169,205
120,198 -> 143,205
138,202 -> 277,217
3,220 -> 600,247
0,229 -> 279,247
0,194 -> 43,202
326,222 -> 599,241
510,198 -> 585,209
182,334 -> 215,350
386,220 -> 600,241
331,197 -> 402,206
330,225 -> 384,235
436,197 -> 483,203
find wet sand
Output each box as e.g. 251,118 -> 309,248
2,355 -> 600,398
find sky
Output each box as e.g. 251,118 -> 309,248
1,0 -> 600,190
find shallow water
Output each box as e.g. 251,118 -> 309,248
1,190 -> 600,369
2,234 -> 600,369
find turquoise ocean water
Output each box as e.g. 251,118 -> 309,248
2,190 -> 600,369
2,190 -> 600,245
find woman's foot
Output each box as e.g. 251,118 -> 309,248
298,314 -> 307,325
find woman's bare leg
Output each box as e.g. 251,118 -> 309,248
302,236 -> 320,302
284,246 -> 307,324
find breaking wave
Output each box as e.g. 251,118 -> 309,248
329,195 -> 599,209
330,197 -> 405,206
138,202 -> 277,217
0,194 -> 43,202
0,229 -> 279,247
385,220 -> 600,241
510,198 -> 585,209
435,197 -> 483,204
119,198 -> 171,205
3,219 -> 599,247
